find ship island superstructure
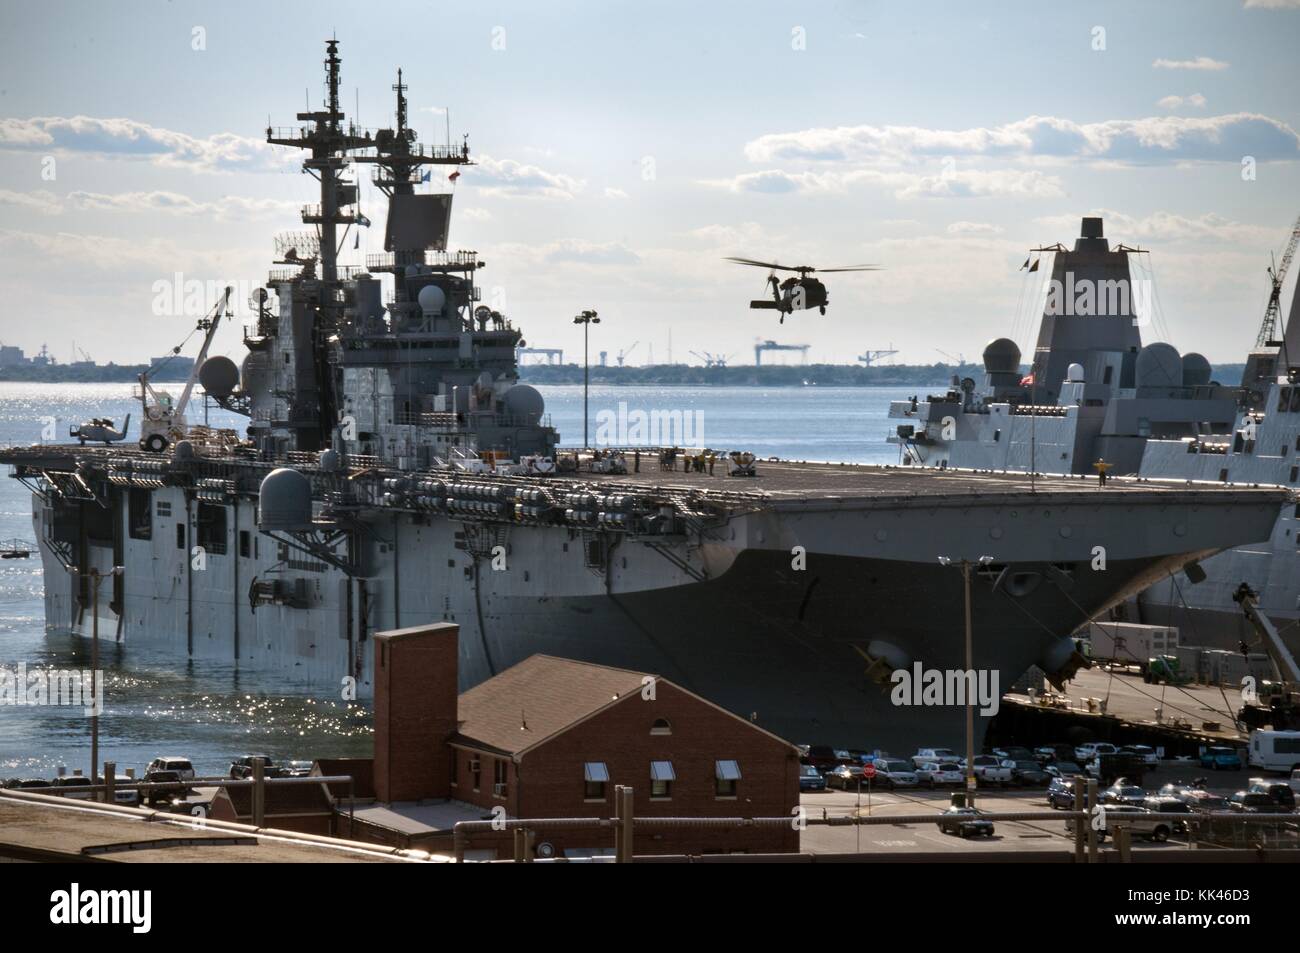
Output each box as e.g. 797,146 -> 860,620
0,48 -> 1292,753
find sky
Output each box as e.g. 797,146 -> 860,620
0,0 -> 1298,367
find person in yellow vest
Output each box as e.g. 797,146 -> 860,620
1092,458 -> 1113,486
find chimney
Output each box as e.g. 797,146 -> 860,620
373,622 -> 460,803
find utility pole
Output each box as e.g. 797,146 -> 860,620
86,566 -> 122,784
939,554 -> 992,806
573,310 -> 600,448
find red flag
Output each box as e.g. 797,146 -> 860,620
448,170 -> 461,182
1019,373 -> 1034,387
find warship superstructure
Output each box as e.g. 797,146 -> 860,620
0,48 -> 1291,752
888,216 -> 1300,651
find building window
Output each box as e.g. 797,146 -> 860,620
584,761 -> 609,800
1292,466 -> 1299,485
493,759 -> 508,798
650,760 -> 675,799
176,521 -> 186,550
196,502 -> 228,555
715,760 -> 741,797
650,718 -> 672,736
449,749 -> 458,787
239,530 -> 251,558
471,757 -> 481,792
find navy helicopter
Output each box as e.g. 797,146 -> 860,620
725,257 -> 880,323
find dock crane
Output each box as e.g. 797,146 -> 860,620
616,341 -> 640,367
934,348 -> 967,365
1231,583 -> 1300,730
136,286 -> 232,452
858,345 -> 898,366
1254,212 -> 1300,355
754,339 -> 810,367
690,350 -> 733,368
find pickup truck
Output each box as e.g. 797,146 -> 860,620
968,755 -> 1013,786
912,748 -> 960,769
1065,805 -> 1180,843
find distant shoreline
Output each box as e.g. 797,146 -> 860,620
0,362 -> 1248,388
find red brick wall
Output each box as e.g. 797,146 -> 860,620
508,682 -> 800,856
373,623 -> 460,802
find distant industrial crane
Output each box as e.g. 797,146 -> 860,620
754,339 -> 810,367
690,350 -> 733,368
1255,212 -> 1300,350
858,345 -> 898,366
934,348 -> 967,365
516,347 -> 564,366
617,341 -> 640,367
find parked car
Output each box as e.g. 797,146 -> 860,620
799,764 -> 827,792
1007,760 -> 1052,787
1047,777 -> 1077,809
911,748 -> 960,769
145,756 -> 196,781
992,746 -> 1034,763
872,759 -> 918,789
1228,790 -> 1289,813
1045,761 -> 1086,780
1199,746 -> 1242,771
142,769 -> 193,807
916,762 -> 964,788
50,776 -> 95,800
968,755 -> 1012,786
800,746 -> 844,771
1066,805 -> 1178,842
230,755 -> 281,779
1088,752 -> 1147,784
825,764 -> 866,790
936,806 -> 995,838
282,760 -> 314,778
1142,796 -> 1193,833
3,778 -> 53,790
1246,780 -> 1296,810
1074,742 -> 1117,763
1035,743 -> 1077,764
1102,782 -> 1149,806
1181,790 -> 1230,813
1120,745 -> 1159,767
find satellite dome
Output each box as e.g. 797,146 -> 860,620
172,440 -> 195,462
982,338 -> 1021,374
1182,352 -> 1212,387
319,449 -> 341,472
198,355 -> 240,398
1135,342 -> 1182,389
501,384 -> 545,425
417,284 -> 446,315
258,468 -> 313,531
1066,363 -> 1085,383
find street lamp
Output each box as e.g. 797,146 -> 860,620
938,554 -> 993,806
573,310 -> 600,448
75,565 -> 123,791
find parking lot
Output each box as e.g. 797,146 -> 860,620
798,763 -> 1270,855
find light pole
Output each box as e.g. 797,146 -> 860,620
82,565 -> 123,790
938,554 -> 993,807
573,310 -> 600,448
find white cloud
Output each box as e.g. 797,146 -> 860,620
1033,209 -> 1279,246
742,112 -> 1298,166
1158,93 -> 1207,109
0,188 -> 299,220
467,154 -> 585,199
0,189 -> 63,215
603,187 -> 629,199
947,221 -> 1004,235
704,166 -> 1064,199
0,116 -> 290,173
1243,1 -> 1300,9
1152,56 -> 1230,71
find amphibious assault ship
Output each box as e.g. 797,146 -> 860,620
887,215 -> 1300,653
0,46 -> 1290,752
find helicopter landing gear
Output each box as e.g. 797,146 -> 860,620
141,433 -> 169,454
819,305 -> 826,314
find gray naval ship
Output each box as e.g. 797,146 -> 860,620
888,215 -> 1300,652
0,48 -> 1289,752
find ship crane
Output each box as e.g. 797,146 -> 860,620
1254,212 -> 1300,352
136,286 -> 233,453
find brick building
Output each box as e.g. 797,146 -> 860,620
347,622 -> 801,859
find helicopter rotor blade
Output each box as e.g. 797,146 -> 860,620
817,265 -> 883,273
724,256 -> 799,272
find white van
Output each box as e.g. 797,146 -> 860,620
1246,730 -> 1300,772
